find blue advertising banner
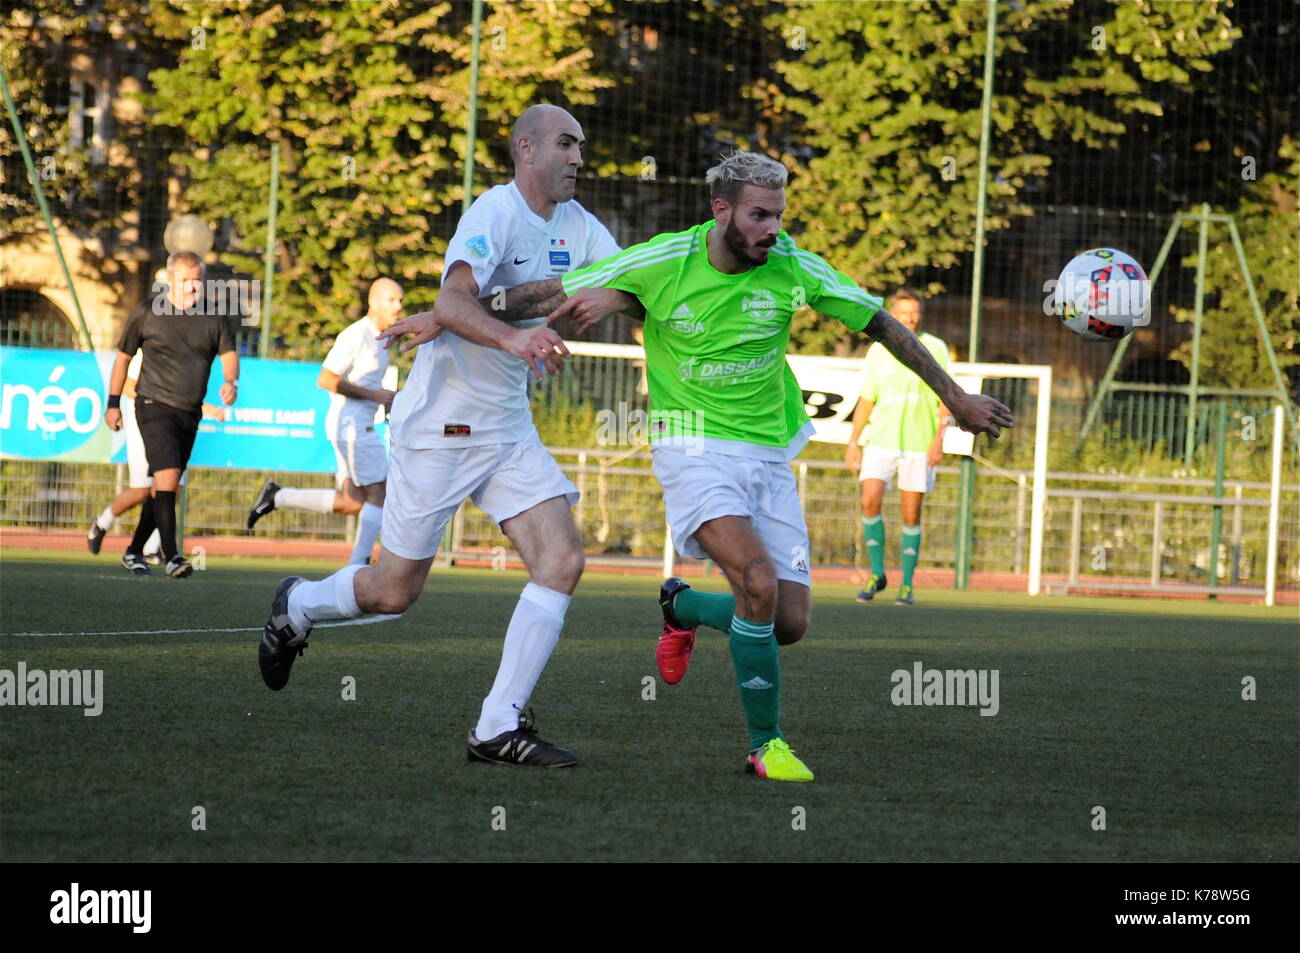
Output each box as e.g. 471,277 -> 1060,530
0,347 -> 386,473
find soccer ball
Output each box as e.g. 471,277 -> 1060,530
1054,248 -> 1150,341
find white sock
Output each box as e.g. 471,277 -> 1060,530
275,487 -> 336,514
143,528 -> 162,556
474,583 -> 570,740
96,505 -> 116,531
288,563 -> 364,634
349,502 -> 383,565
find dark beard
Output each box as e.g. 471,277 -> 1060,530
722,218 -> 767,268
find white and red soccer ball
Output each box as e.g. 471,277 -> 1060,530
1054,248 -> 1151,341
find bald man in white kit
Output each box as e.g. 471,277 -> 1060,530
255,105 -> 635,769
246,277 -> 403,566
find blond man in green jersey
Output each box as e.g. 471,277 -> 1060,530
504,152 -> 1013,781
845,289 -> 952,605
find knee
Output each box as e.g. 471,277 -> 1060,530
541,543 -> 584,594
359,572 -> 420,615
775,621 -> 806,646
735,558 -> 779,618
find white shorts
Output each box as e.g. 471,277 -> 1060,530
652,447 -> 811,586
331,418 -> 389,488
123,398 -> 185,488
859,445 -> 934,493
380,430 -> 579,561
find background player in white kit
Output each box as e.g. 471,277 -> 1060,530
245,278 -> 402,566
256,105 -> 630,768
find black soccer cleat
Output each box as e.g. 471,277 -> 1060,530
855,573 -> 888,603
259,576 -> 310,691
143,550 -> 163,567
87,520 -> 107,554
247,479 -> 280,530
164,555 -> 194,578
121,551 -> 151,575
467,709 -> 578,768
659,576 -> 692,629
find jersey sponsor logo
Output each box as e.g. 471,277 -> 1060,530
738,288 -> 784,342
548,251 -> 571,267
466,235 -> 489,259
665,303 -> 702,334
696,347 -> 779,381
677,356 -> 697,381
513,256 -> 529,265
443,423 -> 472,436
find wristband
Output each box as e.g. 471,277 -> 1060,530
107,394 -> 121,409
226,379 -> 239,387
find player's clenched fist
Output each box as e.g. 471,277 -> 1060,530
378,310 -> 442,352
507,325 -> 570,379
105,407 -> 123,432
948,393 -> 1014,439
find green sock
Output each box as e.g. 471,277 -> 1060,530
673,588 -> 735,631
862,515 -> 885,578
729,615 -> 781,750
901,523 -> 922,587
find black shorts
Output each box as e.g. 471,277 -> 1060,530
136,398 -> 201,475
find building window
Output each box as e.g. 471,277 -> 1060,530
68,77 -> 106,163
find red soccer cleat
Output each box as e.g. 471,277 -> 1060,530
656,622 -> 697,685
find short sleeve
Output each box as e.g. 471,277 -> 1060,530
217,316 -> 236,355
562,238 -> 658,300
117,307 -> 145,357
583,214 -> 621,267
322,324 -> 356,376
793,246 -> 882,333
443,194 -> 515,293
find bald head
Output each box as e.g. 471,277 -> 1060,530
510,104 -> 585,214
510,104 -> 576,165
366,277 -> 403,331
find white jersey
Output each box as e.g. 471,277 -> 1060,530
322,316 -> 389,436
389,181 -> 620,449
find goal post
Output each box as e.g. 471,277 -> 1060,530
559,343 -> 1052,595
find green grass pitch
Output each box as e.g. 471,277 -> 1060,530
1,550 -> 1295,862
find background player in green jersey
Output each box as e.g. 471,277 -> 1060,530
510,152 -> 1013,781
845,289 -> 952,605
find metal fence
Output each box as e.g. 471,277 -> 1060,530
4,450 -> 1295,595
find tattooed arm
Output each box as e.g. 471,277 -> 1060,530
864,308 -> 1015,438
479,278 -> 568,323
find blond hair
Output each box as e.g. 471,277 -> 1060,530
705,151 -> 788,205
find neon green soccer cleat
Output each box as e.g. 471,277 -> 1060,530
745,739 -> 815,782
895,585 -> 915,605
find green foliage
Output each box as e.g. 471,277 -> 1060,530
1,1 -> 173,239
761,0 -> 1236,353
1171,139 -> 1299,397
140,0 -> 617,349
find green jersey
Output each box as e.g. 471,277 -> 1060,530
858,331 -> 951,452
563,221 -> 882,459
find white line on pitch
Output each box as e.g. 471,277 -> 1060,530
2,615 -> 402,638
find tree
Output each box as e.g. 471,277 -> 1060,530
1171,138 -> 1299,398
141,0 -> 617,354
758,0 -> 1237,353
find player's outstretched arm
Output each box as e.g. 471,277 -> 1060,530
482,279 -> 567,322
864,309 -> 1015,438
379,264 -> 569,378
